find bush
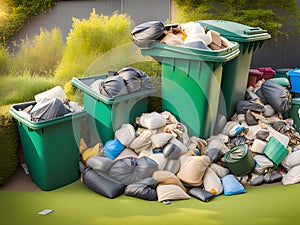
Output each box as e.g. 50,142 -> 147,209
0,73 -> 56,106
0,0 -> 56,45
0,46 -> 10,75
174,0 -> 300,38
0,104 -> 20,185
12,27 -> 63,76
54,9 -> 133,85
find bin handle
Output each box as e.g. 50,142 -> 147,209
244,27 -> 268,35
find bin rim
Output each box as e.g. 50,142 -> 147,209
224,144 -> 248,164
9,101 -> 86,130
197,20 -> 271,43
141,41 -> 240,62
71,76 -> 156,104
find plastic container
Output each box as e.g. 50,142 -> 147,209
197,20 -> 271,119
71,74 -> 155,144
275,68 -> 292,79
287,68 -> 300,93
224,144 -> 255,176
258,67 -> 276,80
9,101 -> 86,191
263,136 -> 289,168
141,40 -> 240,139
288,98 -> 300,133
247,68 -> 262,87
270,77 -> 290,88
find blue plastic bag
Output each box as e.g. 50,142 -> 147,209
221,174 -> 246,196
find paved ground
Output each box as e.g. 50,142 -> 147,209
0,166 -> 42,192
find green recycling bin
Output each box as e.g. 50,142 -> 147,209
9,101 -> 86,191
141,41 -> 239,138
288,98 -> 300,133
198,20 -> 271,119
71,75 -> 156,144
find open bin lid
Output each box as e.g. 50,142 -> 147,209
197,20 -> 271,42
141,40 -> 240,63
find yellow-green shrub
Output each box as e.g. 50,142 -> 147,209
12,27 -> 63,76
0,104 -> 19,185
54,9 -> 133,85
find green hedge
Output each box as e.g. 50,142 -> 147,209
0,105 -> 19,185
0,0 -> 56,45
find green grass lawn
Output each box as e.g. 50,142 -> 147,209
1,180 -> 299,225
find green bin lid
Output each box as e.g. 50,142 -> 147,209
197,20 -> 271,42
291,97 -> 300,104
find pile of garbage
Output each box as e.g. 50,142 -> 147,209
131,21 -> 233,50
15,86 -> 84,122
79,77 -> 300,203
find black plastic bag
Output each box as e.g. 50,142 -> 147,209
124,178 -> 157,201
188,187 -> 214,202
117,67 -> 154,93
131,21 -> 165,48
81,167 -> 125,199
99,75 -> 128,98
30,98 -> 71,122
264,171 -> 283,184
236,100 -> 264,114
260,79 -> 291,113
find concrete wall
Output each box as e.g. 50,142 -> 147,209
9,0 -> 170,48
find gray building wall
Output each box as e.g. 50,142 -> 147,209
9,0 -> 299,69
9,0 -> 170,48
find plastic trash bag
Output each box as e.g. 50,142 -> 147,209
236,100 -> 264,114
35,86 -> 67,103
139,112 -> 166,130
260,79 -> 291,113
86,156 -> 114,173
281,150 -> 300,171
151,133 -> 174,148
177,155 -> 211,186
81,167 -> 125,199
117,67 -> 154,93
264,171 -> 282,183
209,163 -> 230,178
250,174 -> 265,186
30,98 -> 71,122
124,178 -> 157,201
282,165 -> 300,185
131,21 -> 165,48
104,139 -> 125,160
115,124 -> 136,147
205,148 -> 223,163
157,184 -> 191,202
152,170 -> 186,192
221,174 -> 246,196
108,156 -> 158,185
99,75 -> 128,98
253,154 -> 274,174
188,187 -> 214,202
203,167 -> 223,195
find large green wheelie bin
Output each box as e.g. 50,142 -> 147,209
10,101 -> 86,191
198,20 -> 271,119
71,74 -> 155,144
141,41 -> 240,139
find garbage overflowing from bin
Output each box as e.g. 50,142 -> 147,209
9,86 -> 85,191
73,20 -> 300,203
78,76 -> 300,202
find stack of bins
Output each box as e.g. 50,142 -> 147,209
9,102 -> 86,191
141,40 -> 240,139
71,74 -> 156,144
197,20 -> 271,119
